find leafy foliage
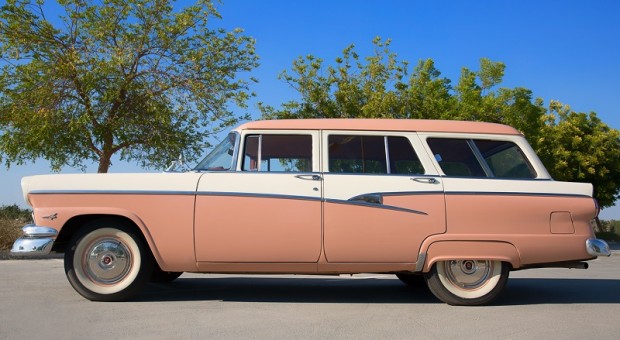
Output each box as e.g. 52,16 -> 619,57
0,0 -> 258,172
0,204 -> 31,251
261,38 -> 620,207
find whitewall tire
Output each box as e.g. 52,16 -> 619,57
64,220 -> 153,301
426,260 -> 509,306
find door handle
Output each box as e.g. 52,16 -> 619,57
294,174 -> 322,181
411,177 -> 438,184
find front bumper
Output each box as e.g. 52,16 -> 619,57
11,224 -> 58,255
586,238 -> 611,257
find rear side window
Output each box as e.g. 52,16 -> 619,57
474,140 -> 536,178
427,138 -> 535,179
328,135 -> 424,175
242,134 -> 312,172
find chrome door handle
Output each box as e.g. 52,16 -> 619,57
411,177 -> 438,184
295,174 -> 322,181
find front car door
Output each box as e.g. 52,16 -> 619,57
194,130 -> 322,263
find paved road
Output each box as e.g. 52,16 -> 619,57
1,255 -> 619,339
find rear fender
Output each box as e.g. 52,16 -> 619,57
422,241 -> 520,272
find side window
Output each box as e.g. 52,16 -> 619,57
242,134 -> 312,172
473,140 -> 536,178
427,138 -> 536,178
427,138 -> 487,177
328,135 -> 386,173
328,135 -> 424,175
387,136 -> 425,175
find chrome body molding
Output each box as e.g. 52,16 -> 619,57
11,224 -> 58,255
586,238 -> 611,257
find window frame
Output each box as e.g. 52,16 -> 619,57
238,130 -> 319,173
324,131 -> 426,176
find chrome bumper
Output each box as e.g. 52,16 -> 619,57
586,238 -> 611,257
11,224 -> 58,255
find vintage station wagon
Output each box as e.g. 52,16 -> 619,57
12,119 -> 611,305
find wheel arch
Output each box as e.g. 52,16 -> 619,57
422,240 -> 521,272
52,212 -> 163,267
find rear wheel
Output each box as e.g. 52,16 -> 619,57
64,219 -> 153,301
426,260 -> 509,306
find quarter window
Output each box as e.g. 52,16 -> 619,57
427,138 -> 535,178
242,134 -> 312,172
474,140 -> 536,178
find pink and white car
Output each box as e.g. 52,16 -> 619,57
12,119 -> 611,305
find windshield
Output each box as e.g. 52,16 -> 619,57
194,132 -> 238,171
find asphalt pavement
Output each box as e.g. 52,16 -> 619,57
1,252 -> 620,339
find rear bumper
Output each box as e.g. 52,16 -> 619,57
586,238 -> 611,257
11,224 -> 58,255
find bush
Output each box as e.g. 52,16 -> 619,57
0,205 -> 32,251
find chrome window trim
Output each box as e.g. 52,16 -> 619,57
230,131 -> 240,171
384,136 -> 391,174
257,134 -> 263,171
467,139 -> 495,177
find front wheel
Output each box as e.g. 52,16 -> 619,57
426,260 -> 509,306
64,220 -> 153,301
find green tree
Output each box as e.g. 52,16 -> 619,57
537,101 -> 620,207
261,38 -> 620,207
0,0 -> 258,173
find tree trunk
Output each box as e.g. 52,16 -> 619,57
97,154 -> 112,173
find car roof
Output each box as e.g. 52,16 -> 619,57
235,119 -> 522,135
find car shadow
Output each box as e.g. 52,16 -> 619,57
497,278 -> 620,305
136,276 -> 437,304
133,276 -> 620,305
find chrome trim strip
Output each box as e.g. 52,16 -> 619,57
438,175 -> 552,181
366,191 -> 444,197
324,198 -> 428,216
29,190 -> 196,196
586,238 -> 611,257
197,191 -> 322,202
444,191 -> 592,198
323,172 -> 432,177
28,189 -> 589,200
349,193 -> 383,205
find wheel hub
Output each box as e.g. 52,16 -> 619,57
84,239 -> 132,285
444,260 -> 492,290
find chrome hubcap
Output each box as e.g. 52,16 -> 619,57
83,238 -> 132,285
444,260 -> 493,290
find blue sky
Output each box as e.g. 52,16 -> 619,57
1,0 -> 619,218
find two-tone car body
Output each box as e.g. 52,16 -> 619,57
12,119 -> 611,305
